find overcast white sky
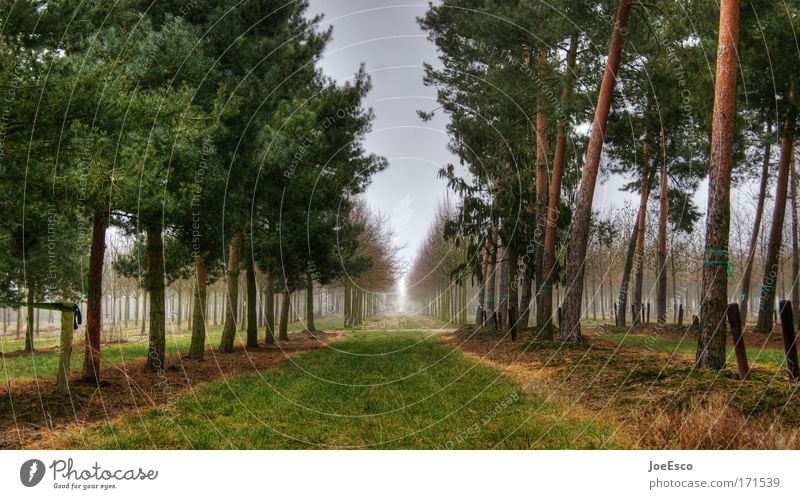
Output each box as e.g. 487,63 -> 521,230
305,0 -> 711,277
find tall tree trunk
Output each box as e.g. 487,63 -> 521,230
496,239 -> 509,328
245,250 -> 258,348
561,0 -> 631,341
508,245 -> 519,329
478,238 -> 490,326
539,32 -> 578,337
617,217 -> 639,326
187,286 -> 192,331
219,229 -> 244,352
633,140 -> 652,325
82,209 -> 106,381
476,262 -> 487,326
599,269 -> 606,320
176,286 -> 182,331
657,132 -> 669,325
141,290 -> 147,335
754,89 -> 798,333
24,286 -> 34,352
486,225 -> 498,326
534,49 -> 550,332
189,255 -> 207,360
696,0 -> 740,369
739,119 -> 772,325
265,270 -> 276,344
306,272 -> 316,332
792,146 -> 800,329
213,289 -> 218,325
279,288 -> 290,341
591,269 -> 598,320
344,280 -> 352,327
518,262 -> 532,327
146,225 -> 166,371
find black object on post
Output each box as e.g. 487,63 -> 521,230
726,304 -> 750,380
778,300 -> 800,383
557,306 -> 563,332
677,304 -> 684,327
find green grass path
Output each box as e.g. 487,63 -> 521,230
65,332 -> 617,449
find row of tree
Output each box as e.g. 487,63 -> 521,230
411,0 -> 798,370
0,1 -> 396,382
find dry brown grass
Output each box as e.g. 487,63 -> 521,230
636,393 -> 800,449
448,325 -> 800,449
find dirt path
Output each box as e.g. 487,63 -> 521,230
0,331 -> 339,449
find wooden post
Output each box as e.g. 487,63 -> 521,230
57,302 -> 75,394
557,306 -> 563,332
509,306 -> 517,341
779,300 -> 800,382
646,302 -> 651,324
726,304 -> 750,380
678,304 -> 684,326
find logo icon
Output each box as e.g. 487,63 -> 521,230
20,459 -> 45,487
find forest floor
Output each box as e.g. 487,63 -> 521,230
447,323 -> 800,449
3,316 -> 797,449
0,330 -> 337,449
1,326 -> 616,450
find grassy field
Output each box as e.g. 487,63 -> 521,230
62,331 -> 617,449
595,331 -> 788,368
0,316 -> 342,382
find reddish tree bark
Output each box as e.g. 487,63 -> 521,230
534,48 -> 550,335
539,33 -> 578,338
561,0 -> 632,341
739,119 -> 772,324
246,251 -> 258,347
696,0 -> 740,369
616,216 -> 639,326
791,147 -> 799,329
82,209 -> 107,381
656,131 -> 669,325
753,88 -> 798,333
632,140 -> 652,325
219,229 -> 244,352
146,224 -> 166,371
